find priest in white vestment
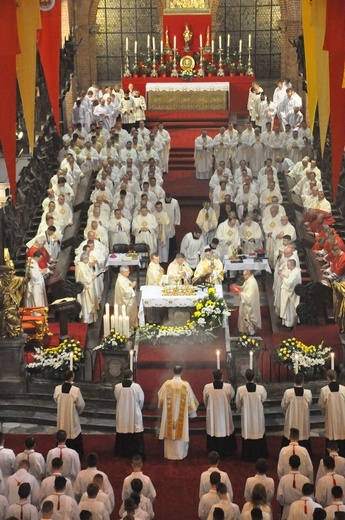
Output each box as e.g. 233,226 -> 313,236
162,194 -> 180,256
108,209 -> 131,249
319,369 -> 345,456
25,252 -> 49,308
158,366 -> 199,460
153,201 -> 170,263
194,130 -> 214,180
216,218 -> 241,260
180,228 -> 205,269
213,127 -> 231,168
54,371 -> 85,456
75,253 -> 99,324
196,201 -> 218,243
167,253 -> 193,285
114,369 -> 145,458
132,207 -> 158,253
114,266 -> 137,328
279,259 -> 301,328
239,217 -> 263,254
235,368 -> 268,462
193,248 -> 224,285
203,369 -> 237,457
236,270 -> 261,335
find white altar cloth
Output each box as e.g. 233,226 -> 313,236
138,284 -> 223,326
106,253 -> 141,267
145,81 -> 229,93
223,256 -> 271,273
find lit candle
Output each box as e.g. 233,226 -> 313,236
110,315 -> 115,330
216,350 -> 220,369
211,39 -> 214,54
69,351 -> 73,371
294,353 -> 299,374
134,40 -> 137,54
119,315 -> 123,334
331,352 -> 335,370
152,36 -> 156,51
219,35 -> 222,50
103,315 -> 109,337
239,39 -> 242,53
129,349 -> 134,371
173,35 -> 176,49
227,33 -> 230,47
248,33 -> 252,48
200,34 -> 203,48
147,34 -> 150,48
249,350 -> 253,370
125,37 -> 128,51
160,39 -> 163,54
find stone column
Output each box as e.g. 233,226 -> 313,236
0,335 -> 27,394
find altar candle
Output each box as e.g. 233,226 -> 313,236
331,352 -> 335,370
211,39 -> 214,54
152,36 -> 156,51
134,40 -> 137,54
160,39 -> 163,54
125,37 -> 128,51
216,350 -> 220,369
103,315 -> 109,337
219,35 -> 222,50
105,303 -> 110,326
114,304 -> 119,331
147,34 -> 150,48
119,315 -> 123,334
248,33 -> 252,48
129,349 -> 134,371
124,316 -> 130,338
69,351 -> 73,371
199,34 -> 203,48
173,35 -> 176,49
122,304 -> 126,319
294,353 -> 299,374
110,315 -> 115,330
227,33 -> 230,47
249,350 -> 253,370
239,39 -> 242,53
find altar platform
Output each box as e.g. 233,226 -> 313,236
122,75 -> 252,114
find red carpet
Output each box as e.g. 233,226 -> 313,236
5,433 -> 328,520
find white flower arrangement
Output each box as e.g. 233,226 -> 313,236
277,337 -> 332,371
27,339 -> 84,372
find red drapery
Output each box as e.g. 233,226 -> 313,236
163,14 -> 212,55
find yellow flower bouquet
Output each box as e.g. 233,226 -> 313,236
237,334 -> 260,350
27,339 -> 84,372
277,337 -> 331,371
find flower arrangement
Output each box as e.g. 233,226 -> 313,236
206,63 -> 217,74
181,70 -> 195,81
138,286 -> 230,344
237,334 -> 260,350
94,330 -> 128,352
277,337 -> 332,371
27,339 -> 84,372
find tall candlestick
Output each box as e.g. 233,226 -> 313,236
160,39 -> 163,54
249,350 -> 253,370
173,35 -> 176,49
125,37 -> 128,51
134,40 -> 137,54
219,35 -> 222,49
129,349 -> 134,371
152,36 -> 156,51
200,34 -> 203,48
239,39 -> 242,53
211,39 -> 214,54
294,353 -> 299,374
216,350 -> 220,369
331,352 -> 335,370
248,33 -> 252,48
69,351 -> 73,371
147,34 -> 150,48
227,33 -> 230,47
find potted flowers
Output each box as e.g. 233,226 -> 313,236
277,337 -> 331,378
206,63 -> 216,77
158,64 -> 167,77
26,339 -> 84,378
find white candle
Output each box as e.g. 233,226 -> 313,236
119,315 -> 123,334
173,35 -> 176,49
248,33 -> 252,48
147,34 -> 150,48
160,39 -> 163,54
219,35 -> 222,50
103,315 -> 109,337
105,303 -> 110,326
110,315 -> 115,330
152,36 -> 156,51
125,37 -> 128,51
227,33 -> 230,47
216,350 -> 220,369
129,349 -> 134,371
211,39 -> 214,54
69,351 -> 73,371
331,352 -> 335,370
294,353 -> 299,374
114,304 -> 119,331
239,39 -> 242,53
249,350 -> 253,370
134,40 -> 137,54
124,316 -> 130,338
199,34 -> 203,48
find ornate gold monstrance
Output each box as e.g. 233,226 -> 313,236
180,55 -> 195,72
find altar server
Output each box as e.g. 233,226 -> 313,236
6,482 -> 38,520
180,228 -> 205,269
74,453 -> 114,509
14,436 -> 45,482
319,369 -> 345,457
0,432 -> 15,481
6,460 -> 40,506
213,127 -> 231,168
114,266 -> 138,329
118,90 -> 136,133
195,130 -> 214,180
78,483 -> 110,519
43,476 -> 80,519
277,428 -> 314,481
277,455 -> 310,520
158,365 -> 199,460
162,193 -> 181,257
46,430 -> 81,484
203,370 -> 237,458
40,458 -> 75,503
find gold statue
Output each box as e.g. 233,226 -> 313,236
183,24 -> 193,51
0,264 -> 28,339
165,26 -> 171,51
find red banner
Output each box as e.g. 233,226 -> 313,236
323,0 -> 345,198
0,0 -> 21,205
37,0 -> 61,133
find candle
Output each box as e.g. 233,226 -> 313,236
114,304 -> 119,331
216,350 -> 220,369
239,39 -> 242,53
147,34 -> 150,48
152,36 -> 156,51
199,34 -> 203,48
331,352 -> 335,370
248,33 -> 252,48
249,350 -> 253,370
124,316 -> 130,338
122,304 -> 126,319
134,40 -> 137,54
110,315 -> 115,330
227,33 -> 230,47
119,315 -> 123,334
103,315 -> 109,337
173,35 -> 176,49
129,349 -> 134,371
125,37 -> 128,51
219,35 -> 222,50
69,351 -> 73,371
211,39 -> 214,54
294,353 -> 299,374
160,39 -> 163,54
105,303 -> 110,325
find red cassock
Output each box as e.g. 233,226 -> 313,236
26,245 -> 50,269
